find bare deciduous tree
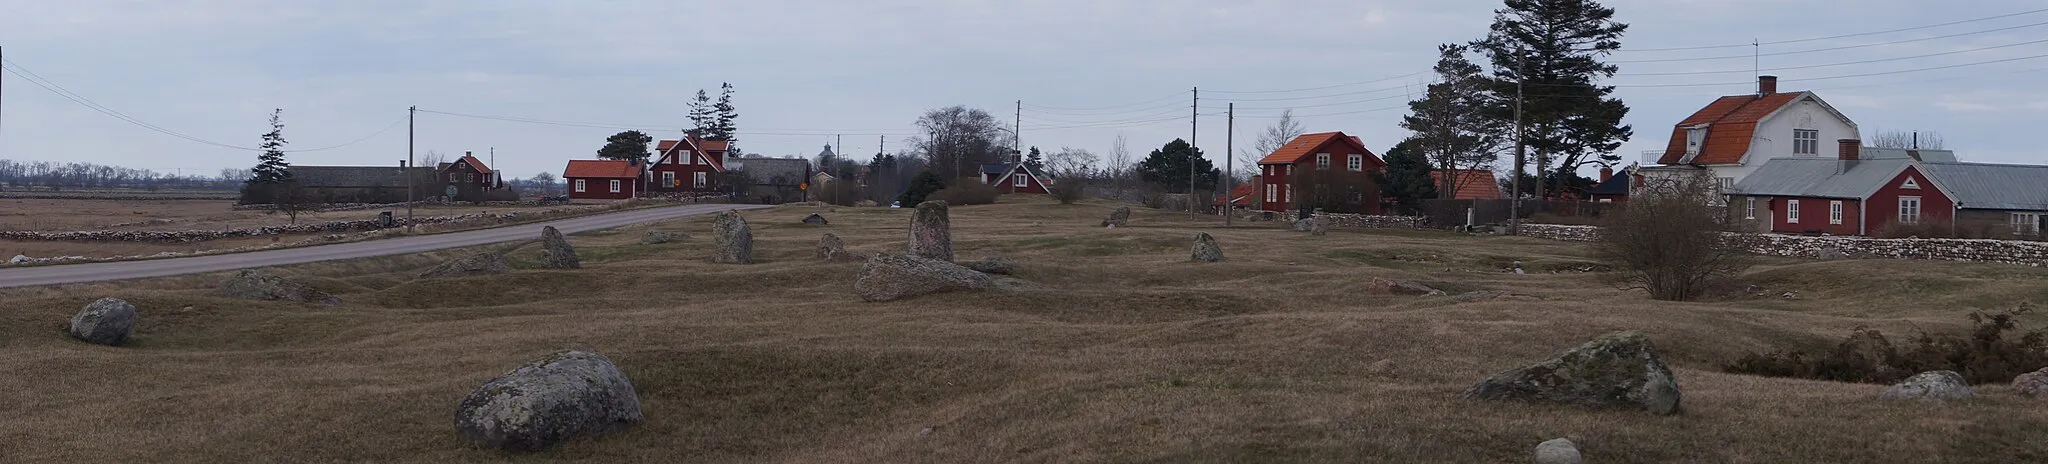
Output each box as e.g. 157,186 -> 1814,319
1596,171 -> 1752,301
1045,147 -> 1099,180
1243,109 -> 1305,182
1870,130 -> 1944,150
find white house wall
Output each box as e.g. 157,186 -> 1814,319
1731,98 -> 1860,182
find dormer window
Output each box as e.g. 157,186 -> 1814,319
1685,126 -> 1707,155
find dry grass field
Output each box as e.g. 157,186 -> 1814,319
0,199 -> 608,258
3,196 -> 2046,462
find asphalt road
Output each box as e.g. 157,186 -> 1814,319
0,203 -> 771,289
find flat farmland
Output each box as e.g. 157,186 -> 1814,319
0,198 -> 610,259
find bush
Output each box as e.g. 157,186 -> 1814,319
1724,306 -> 2048,385
928,178 -> 999,206
1593,172 -> 1750,301
1052,178 -> 1088,205
896,171 -> 946,207
819,181 -> 863,206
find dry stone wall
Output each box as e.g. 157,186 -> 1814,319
1318,214 -> 2048,266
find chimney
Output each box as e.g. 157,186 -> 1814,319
1599,167 -> 1613,183
464,150 -> 472,158
1838,139 -> 1861,161
1758,75 -> 1778,95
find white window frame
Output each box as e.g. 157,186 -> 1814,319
2012,212 -> 2042,235
1900,177 -> 1920,190
1346,154 -> 1363,171
1315,154 -> 1331,170
1285,185 -> 1294,203
662,171 -> 676,187
1787,200 -> 1801,224
1745,197 -> 1757,220
609,179 -> 622,193
1830,200 -> 1844,225
1685,127 -> 1706,155
682,151 -> 694,165
574,179 -> 586,193
1014,173 -> 1028,187
1899,196 -> 1921,225
1793,129 -> 1819,155
694,172 -> 708,188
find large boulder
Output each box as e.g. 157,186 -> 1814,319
2014,368 -> 2048,397
455,350 -> 643,451
539,226 -> 580,269
8,254 -> 28,264
1367,277 -> 1445,296
712,210 -> 753,264
965,256 -> 1016,275
217,269 -> 341,305
1102,206 -> 1131,228
1534,438 -> 1583,464
802,213 -> 829,225
816,233 -> 866,262
1462,331 -> 1682,415
1880,370 -> 1974,402
1309,217 -> 1329,236
69,297 -> 137,346
1293,218 -> 1315,232
1191,232 -> 1224,262
420,252 -> 513,278
854,253 -> 992,302
909,201 -> 953,261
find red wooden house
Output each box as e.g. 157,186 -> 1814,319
1729,139 -> 1967,235
1254,131 -> 1387,214
979,161 -> 1053,194
437,151 -> 503,201
647,137 -> 730,193
563,159 -> 643,201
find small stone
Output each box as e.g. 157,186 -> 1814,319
1746,284 -> 1765,295
1368,277 -> 1444,296
1880,370 -> 1974,402
816,233 -> 866,262
712,210 -> 754,264
909,201 -> 954,262
2012,368 -> 2048,397
641,231 -> 677,244
1781,292 -> 1799,300
916,426 -> 937,439
1191,232 -> 1224,262
965,257 -> 1017,275
1101,206 -> 1131,228
1463,331 -> 1682,415
217,269 -> 341,305
454,350 -> 643,451
855,253 -> 993,302
420,252 -> 513,278
1292,218 -> 1314,232
8,254 -> 30,264
802,213 -> 829,225
70,297 -> 138,346
1535,438 -> 1583,464
539,226 -> 581,269
1309,218 -> 1328,236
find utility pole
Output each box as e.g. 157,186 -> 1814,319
1189,87 -> 1198,220
1510,50 -> 1526,235
1225,102 -> 1234,227
489,146 -> 496,189
1014,100 -> 1023,157
407,105 -> 416,231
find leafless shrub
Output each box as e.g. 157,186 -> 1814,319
1052,178 -> 1088,205
1594,172 -> 1750,301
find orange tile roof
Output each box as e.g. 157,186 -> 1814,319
455,154 -> 493,174
699,140 -> 730,151
1658,92 -> 1808,165
1214,182 -> 1259,206
1258,131 -> 1356,165
563,159 -> 642,178
1429,169 -> 1501,200
656,140 -> 680,152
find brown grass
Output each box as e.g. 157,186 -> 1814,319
3,196 -> 2047,462
0,199 -> 613,258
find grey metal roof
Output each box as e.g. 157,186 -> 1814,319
1916,162 -> 2048,210
289,166 -> 437,189
738,158 -> 811,186
980,163 -> 1010,175
1728,158 -> 1912,199
1586,168 -> 1631,196
1860,147 -> 1957,162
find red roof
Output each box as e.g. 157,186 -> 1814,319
1257,131 -> 1378,166
1429,169 -> 1501,200
1658,92 -> 1809,165
656,140 -> 681,152
455,154 -> 493,174
563,160 -> 642,178
699,140 -> 730,152
1214,182 -> 1258,206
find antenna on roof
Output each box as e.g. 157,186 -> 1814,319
1752,38 -> 1761,94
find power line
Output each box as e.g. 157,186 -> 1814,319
1019,90 -> 1189,112
1525,51 -> 2048,88
416,109 -> 916,136
1017,98 -> 1188,117
1021,105 -> 1189,125
1612,20 -> 2048,64
1204,71 -> 1427,94
1624,7 -> 2048,52
1619,36 -> 2048,76
3,60 -> 400,152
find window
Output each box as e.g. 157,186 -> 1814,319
682,151 -> 694,165
449,173 -> 458,182
1829,200 -> 1843,225
1745,197 -> 1757,220
1286,185 -> 1294,203
1265,184 -> 1277,203
2012,213 -> 2042,235
1316,154 -> 1331,170
1787,200 -> 1800,224
1347,154 -> 1363,171
1793,129 -> 1819,155
1900,177 -> 1920,190
662,172 -> 676,187
1014,173 -> 1028,187
609,179 -> 622,193
1717,177 -> 1734,192
574,179 -> 586,193
694,172 -> 708,188
1685,127 -> 1706,155
1898,196 -> 1921,224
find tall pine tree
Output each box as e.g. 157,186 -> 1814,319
597,130 -> 654,165
1375,138 -> 1438,215
1023,146 -> 1044,171
1472,0 -> 1631,199
685,90 -> 714,139
708,82 -> 738,142
1401,44 -> 1501,199
250,109 -> 292,184
1136,139 -> 1219,194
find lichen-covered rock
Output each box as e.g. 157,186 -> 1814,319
2014,368 -> 2048,397
8,254 -> 28,264
1101,206 -> 1131,228
1463,331 -> 1682,415
909,201 -> 953,261
965,257 -> 1016,275
1293,218 -> 1314,232
854,253 -> 992,302
641,231 -> 678,245
454,350 -> 643,451
217,269 -> 341,305
1191,232 -> 1224,262
816,233 -> 865,262
1367,277 -> 1445,296
1535,438 -> 1583,464
802,213 -> 829,225
420,252 -> 513,278
712,210 -> 753,264
1881,370 -> 1974,402
69,297 -> 137,346
1309,217 -> 1329,236
539,226 -> 580,269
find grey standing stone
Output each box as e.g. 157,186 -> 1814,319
2013,368 -> 2048,397
454,350 -> 643,451
540,226 -> 581,269
69,297 -> 137,346
1101,206 -> 1131,228
1880,370 -> 1974,402
1191,232 -> 1224,262
816,233 -> 865,262
854,253 -> 992,302
420,252 -> 513,278
712,210 -> 754,264
909,201 -> 953,261
802,213 -> 829,225
217,269 -> 341,305
1535,438 -> 1583,464
1463,331 -> 1682,415
965,256 -> 1017,275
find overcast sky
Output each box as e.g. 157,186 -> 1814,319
1,1 -> 2041,179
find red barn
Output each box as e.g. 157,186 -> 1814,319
1255,131 -> 1386,214
647,137 -> 730,193
437,151 -> 503,201
979,162 -> 1052,194
563,160 -> 643,201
